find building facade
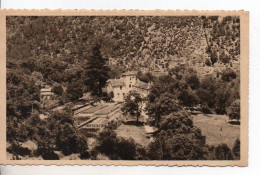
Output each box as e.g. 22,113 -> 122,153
107,71 -> 151,102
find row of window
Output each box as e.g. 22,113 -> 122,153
117,93 -> 125,97
120,84 -> 132,90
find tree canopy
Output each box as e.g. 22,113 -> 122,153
121,90 -> 143,122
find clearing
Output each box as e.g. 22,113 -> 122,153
192,114 -> 240,148
115,124 -> 152,147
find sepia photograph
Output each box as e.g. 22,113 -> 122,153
1,10 -> 248,165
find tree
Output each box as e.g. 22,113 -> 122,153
227,99 -> 240,120
214,83 -> 233,114
83,43 -> 110,96
65,80 -> 85,101
210,49 -> 218,65
159,110 -> 194,134
232,138 -> 240,160
219,52 -> 231,64
36,110 -> 89,159
52,84 -> 63,96
146,92 -> 180,127
136,71 -> 155,83
214,143 -> 233,160
148,130 -> 207,160
221,68 -> 237,82
185,72 -> 200,90
121,90 -> 143,123
178,88 -> 199,107
168,65 -> 186,80
95,129 -> 141,160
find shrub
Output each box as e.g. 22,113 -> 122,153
148,131 -> 208,160
232,138 -> 240,160
215,143 -> 233,160
95,129 -> 142,160
227,99 -> 240,120
221,68 -> 237,82
52,84 -> 63,96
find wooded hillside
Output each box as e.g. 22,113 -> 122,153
7,16 -> 240,79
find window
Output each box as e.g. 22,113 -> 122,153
120,86 -> 122,90
130,77 -> 132,80
129,84 -> 131,88
123,93 -> 125,96
118,93 -> 120,96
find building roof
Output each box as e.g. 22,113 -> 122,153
122,71 -> 136,76
133,80 -> 150,90
108,79 -> 126,87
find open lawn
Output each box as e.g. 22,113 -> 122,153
192,114 -> 240,148
115,124 -> 152,147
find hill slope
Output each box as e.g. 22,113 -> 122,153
7,16 -> 240,78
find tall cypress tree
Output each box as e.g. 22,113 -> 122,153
84,43 -> 110,96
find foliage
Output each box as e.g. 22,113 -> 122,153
227,99 -> 240,120
232,138 -> 240,160
159,110 -> 193,133
65,80 -> 85,102
52,84 -> 63,96
196,72 -> 239,114
83,44 -> 110,96
121,90 -> 143,122
95,129 -> 143,160
184,72 -> 200,90
178,88 -> 199,107
136,71 -> 155,83
6,16 -> 241,160
7,16 -> 240,73
148,129 -> 207,160
147,109 -> 208,160
146,92 -> 180,126
214,143 -> 233,160
37,111 -> 89,159
7,70 -> 40,119
221,67 -> 237,82
219,52 -> 231,64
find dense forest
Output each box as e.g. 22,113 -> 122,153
6,16 -> 240,160
7,16 -> 240,75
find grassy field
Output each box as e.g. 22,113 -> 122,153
115,124 -> 152,147
192,114 -> 240,148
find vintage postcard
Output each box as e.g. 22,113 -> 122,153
0,10 -> 249,166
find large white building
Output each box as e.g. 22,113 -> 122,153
107,71 -> 151,102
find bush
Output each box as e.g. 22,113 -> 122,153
95,129 -> 142,160
219,52 -> 231,64
205,58 -> 212,66
159,110 -> 193,134
148,131 -> 208,160
227,99 -> 240,120
215,143 -> 233,160
232,138 -> 240,160
52,84 -> 63,96
221,68 -> 237,82
65,80 -> 85,101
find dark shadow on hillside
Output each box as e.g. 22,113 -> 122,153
228,121 -> 240,125
123,121 -> 145,126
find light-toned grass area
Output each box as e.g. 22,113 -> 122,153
115,124 -> 152,147
192,114 -> 240,148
